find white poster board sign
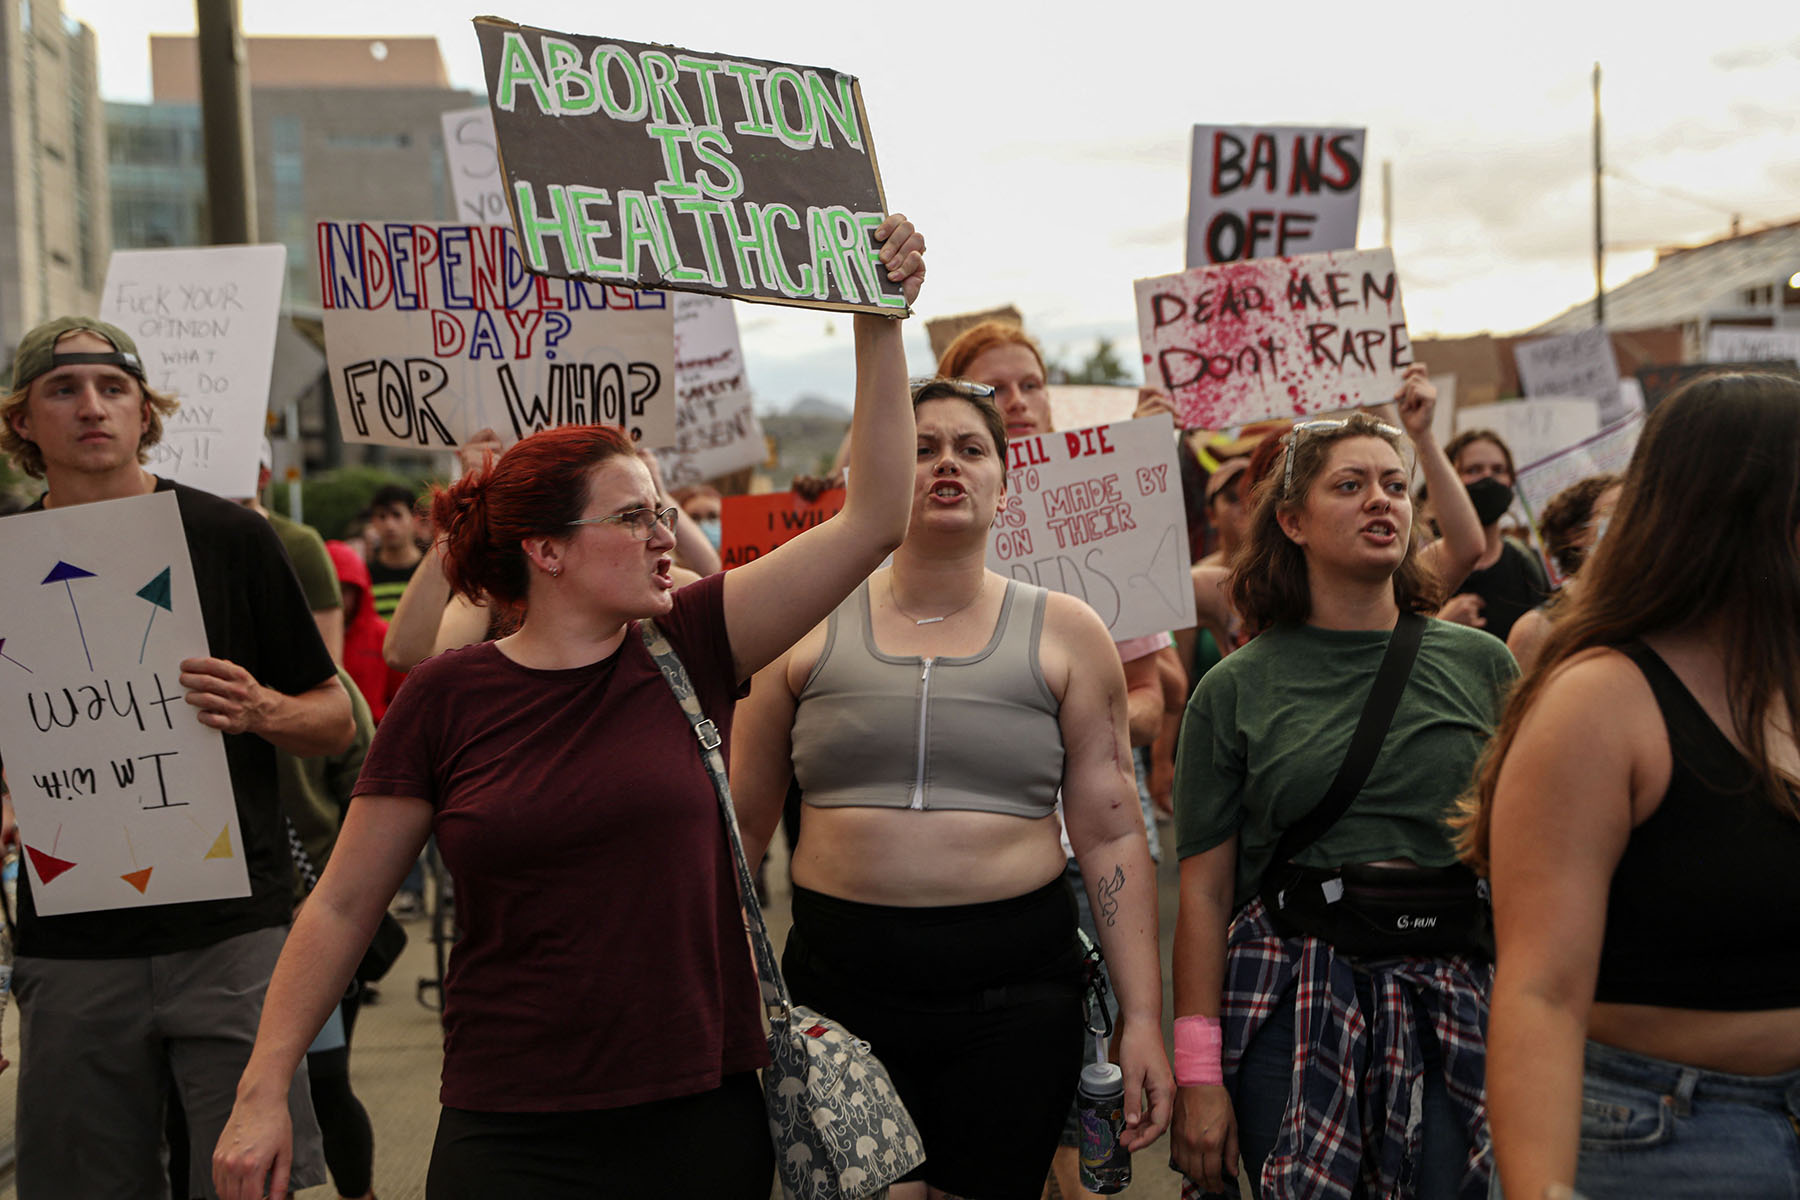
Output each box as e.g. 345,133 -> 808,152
1429,373 -> 1458,449
1456,397 -> 1601,476
1186,125 -> 1365,267
441,106 -> 511,228
318,221 -> 676,449
0,491 -> 248,915
1136,248 -> 1411,430
99,245 -> 287,498
1514,412 -> 1644,585
1050,385 -> 1139,433
654,294 -> 765,487
1706,325 -> 1800,364
989,415 -> 1196,642
1513,326 -> 1628,425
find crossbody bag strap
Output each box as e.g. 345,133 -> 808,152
641,620 -> 793,1015
1267,610 -> 1427,868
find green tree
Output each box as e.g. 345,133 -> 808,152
1066,338 -> 1131,385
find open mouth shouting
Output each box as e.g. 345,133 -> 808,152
928,479 -> 967,505
1361,516 -> 1399,546
652,555 -> 674,589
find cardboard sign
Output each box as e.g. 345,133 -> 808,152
1513,326 -> 1627,424
719,487 -> 845,568
989,416 -> 1195,642
1429,373 -> 1458,449
99,245 -> 287,499
0,491 -> 247,916
1515,412 -> 1644,585
925,304 -> 1024,361
473,18 -> 904,316
1637,360 -> 1800,411
1050,385 -> 1139,433
1706,325 -> 1800,364
318,220 -> 676,448
1185,125 -> 1364,266
1135,247 -> 1411,429
441,106 -> 511,227
1456,397 -> 1600,475
655,294 -> 766,486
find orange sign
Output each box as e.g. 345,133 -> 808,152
719,489 -> 846,569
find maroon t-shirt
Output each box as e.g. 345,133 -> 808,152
355,573 -> 768,1111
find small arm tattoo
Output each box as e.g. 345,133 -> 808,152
1097,864 -> 1125,928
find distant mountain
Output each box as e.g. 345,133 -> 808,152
787,393 -> 852,421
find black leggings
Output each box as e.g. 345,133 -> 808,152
424,1071 -> 772,1199
783,878 -> 1087,1200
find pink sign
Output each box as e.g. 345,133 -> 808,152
1133,247 -> 1411,429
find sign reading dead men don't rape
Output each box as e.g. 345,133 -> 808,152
319,220 -> 675,449
474,19 -> 906,316
1135,248 -> 1412,430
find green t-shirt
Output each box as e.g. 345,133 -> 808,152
1174,618 -> 1517,908
268,511 -> 343,613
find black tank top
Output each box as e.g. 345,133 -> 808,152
1594,642 -> 1800,1010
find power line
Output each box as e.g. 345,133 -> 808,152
1602,166 -> 1778,227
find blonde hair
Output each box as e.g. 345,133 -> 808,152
1,377 -> 181,479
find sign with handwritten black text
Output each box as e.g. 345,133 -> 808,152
98,245 -> 286,498
0,492 -> 246,915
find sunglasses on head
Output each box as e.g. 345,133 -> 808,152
909,377 -> 997,403
1282,418 -> 1404,498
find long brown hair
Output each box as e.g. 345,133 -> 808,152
1459,372 -> 1800,871
1229,413 -> 1441,631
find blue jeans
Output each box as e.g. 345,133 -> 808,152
1566,1040 -> 1800,1199
1233,983 -> 1469,1199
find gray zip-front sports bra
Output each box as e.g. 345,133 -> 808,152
791,578 -> 1064,818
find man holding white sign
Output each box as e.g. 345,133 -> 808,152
0,316 -> 349,1199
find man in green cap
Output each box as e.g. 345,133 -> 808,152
1,315 -> 347,1198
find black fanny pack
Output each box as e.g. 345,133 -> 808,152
1256,612 -> 1493,961
1265,862 -> 1492,960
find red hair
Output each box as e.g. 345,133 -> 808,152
432,424 -> 636,608
936,320 -> 1046,379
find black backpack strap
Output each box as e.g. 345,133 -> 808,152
1267,610 -> 1427,868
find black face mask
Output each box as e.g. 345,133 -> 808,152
1466,475 -> 1515,526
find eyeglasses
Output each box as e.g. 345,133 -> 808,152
566,505 -> 679,540
908,376 -> 996,402
1281,418 -> 1404,498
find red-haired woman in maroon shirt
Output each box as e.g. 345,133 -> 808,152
214,217 -> 928,1200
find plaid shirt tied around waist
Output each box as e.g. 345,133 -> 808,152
1180,898 -> 1493,1200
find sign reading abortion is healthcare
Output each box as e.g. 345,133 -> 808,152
473,18 -> 905,316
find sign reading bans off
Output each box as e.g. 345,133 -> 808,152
1185,125 -> 1364,267
473,19 -> 906,316
1135,247 -> 1412,430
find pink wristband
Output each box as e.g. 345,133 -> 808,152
1173,1014 -> 1224,1086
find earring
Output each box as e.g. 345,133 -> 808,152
550,565 -> 562,578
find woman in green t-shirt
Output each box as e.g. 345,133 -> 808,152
1167,391 -> 1516,1200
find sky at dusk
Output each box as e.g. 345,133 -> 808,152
65,0 -> 1800,409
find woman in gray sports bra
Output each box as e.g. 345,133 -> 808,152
733,379 -> 1173,1200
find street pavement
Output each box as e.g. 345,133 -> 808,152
0,817 -> 1215,1199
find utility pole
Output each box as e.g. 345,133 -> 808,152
1382,160 -> 1394,247
1592,62 -> 1604,327
196,0 -> 257,243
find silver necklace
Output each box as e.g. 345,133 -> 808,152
889,576 -> 985,626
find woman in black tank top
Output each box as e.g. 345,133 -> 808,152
1461,372 -> 1800,1200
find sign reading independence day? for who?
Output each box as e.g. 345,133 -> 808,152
1135,247 -> 1411,430
319,220 -> 676,449
472,18 -> 906,316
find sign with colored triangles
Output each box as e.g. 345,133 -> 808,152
27,838 -> 78,887
0,491 -> 247,915
136,567 -> 174,663
41,560 -> 97,671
